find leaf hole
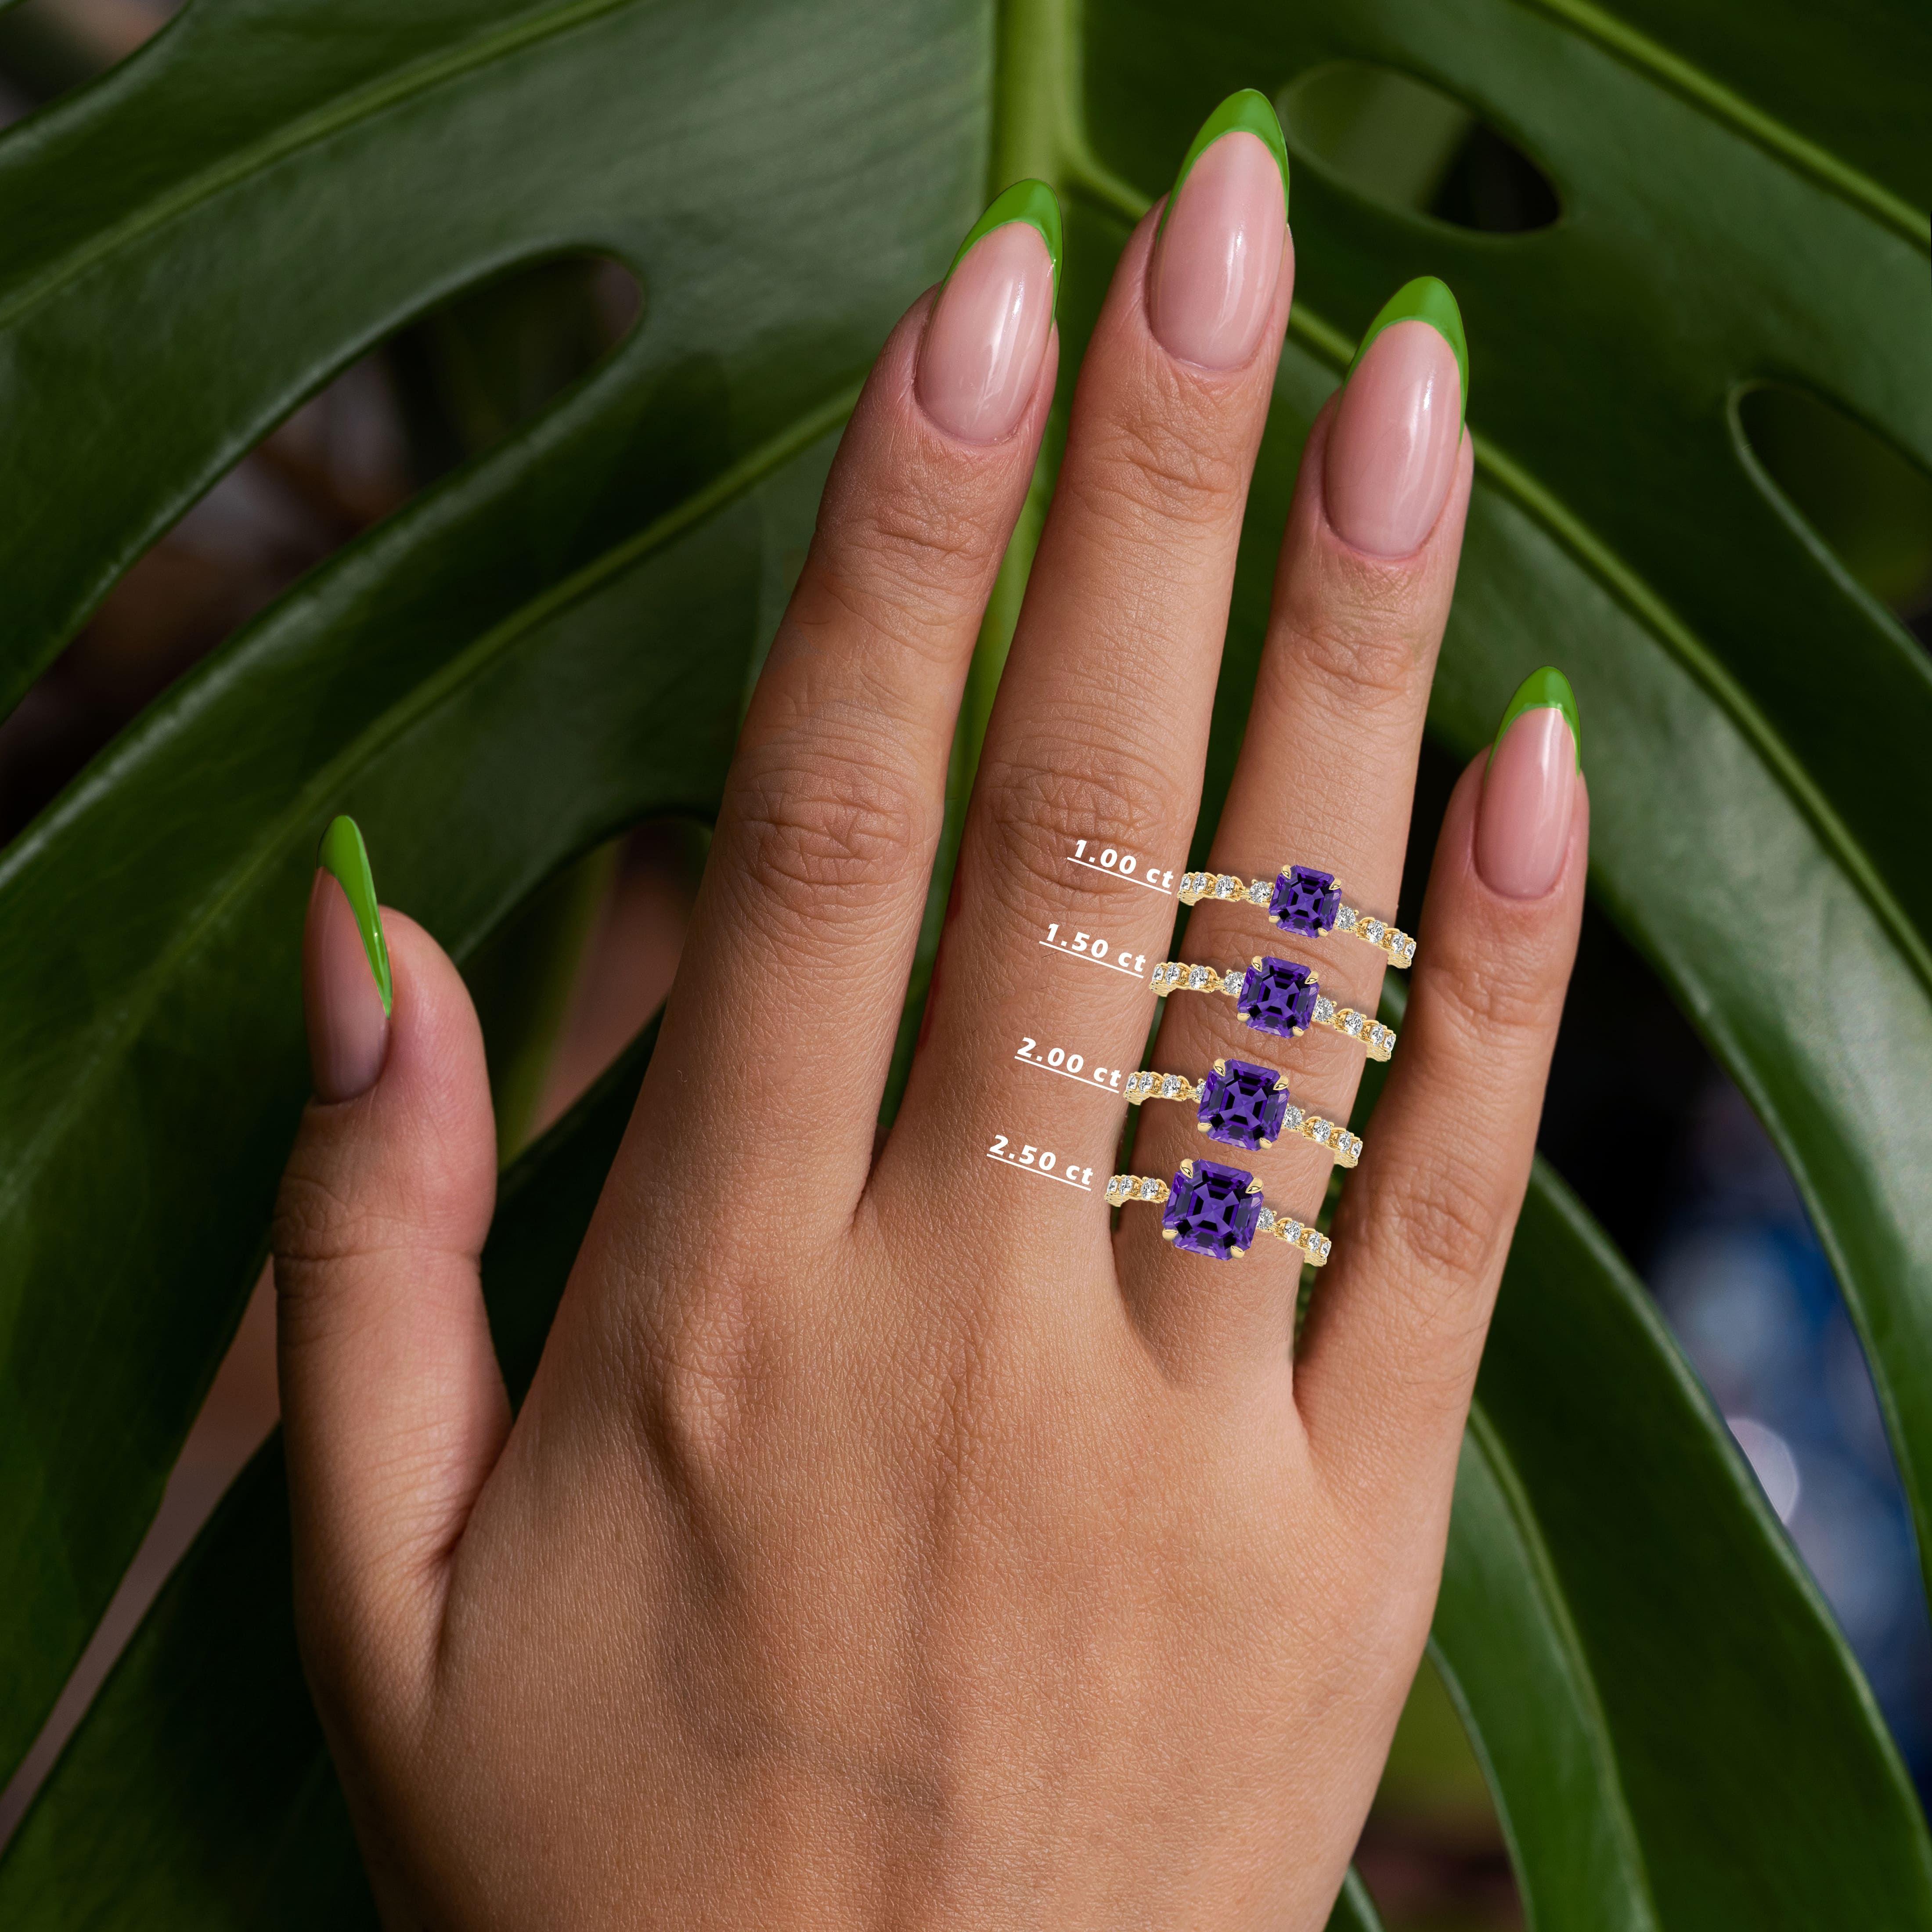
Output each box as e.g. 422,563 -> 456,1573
1734,382 -> 1932,634
1277,62 -> 1560,234
0,249 -> 642,841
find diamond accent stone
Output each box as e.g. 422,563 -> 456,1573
1139,1176 -> 1161,1200
1246,879 -> 1270,905
1282,1104 -> 1304,1131
1187,964 -> 1212,990
1161,1159 -> 1262,1260
1364,919 -> 1386,945
1161,1074 -> 1186,1100
1342,1011 -> 1365,1037
1216,874 -> 1241,899
1197,1058 -> 1291,1151
1256,1207 -> 1277,1233
1269,865 -> 1341,936
1313,995 -> 1337,1025
1235,957 -> 1318,1038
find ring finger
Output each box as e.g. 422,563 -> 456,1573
1122,279 -> 1474,1379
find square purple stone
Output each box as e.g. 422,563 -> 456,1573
1235,956 -> 1318,1038
1162,1160 -> 1263,1259
1197,1060 -> 1290,1151
1269,864 -> 1341,936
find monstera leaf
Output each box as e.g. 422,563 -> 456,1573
1,0 -> 1928,1921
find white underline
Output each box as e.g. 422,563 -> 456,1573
1015,1052 -> 1119,1093
1038,939 -> 1144,978
1068,854 -> 1172,895
988,1150 -> 1092,1191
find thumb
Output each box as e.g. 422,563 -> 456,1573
274,816 -> 505,1716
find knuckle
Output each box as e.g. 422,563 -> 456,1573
974,736 -> 1184,915
1424,948 -> 1567,1044
729,735 -> 936,935
807,458 -> 1009,641
638,1283 -> 772,1492
1072,404 -> 1250,537
1388,1157 -> 1501,1289
1282,579 -> 1431,714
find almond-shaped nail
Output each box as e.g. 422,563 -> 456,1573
1325,277 -> 1467,558
915,179 -> 1060,444
1148,89 -> 1290,371
306,815 -> 391,1100
1476,668 -> 1581,900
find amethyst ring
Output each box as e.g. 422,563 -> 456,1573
1178,864 -> 1416,968
1123,1061 -> 1362,1166
1149,955 -> 1396,1062
1105,1161 -> 1332,1265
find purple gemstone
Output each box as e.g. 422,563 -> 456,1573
1235,956 -> 1318,1038
1162,1160 -> 1263,1259
1269,864 -> 1341,936
1197,1060 -> 1291,1151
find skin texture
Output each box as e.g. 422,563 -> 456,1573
276,151 -> 1587,1930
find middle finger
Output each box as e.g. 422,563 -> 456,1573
885,93 -> 1293,1296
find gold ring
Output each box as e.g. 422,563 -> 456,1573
1124,1060 -> 1362,1166
1178,865 -> 1416,968
1106,1160 -> 1331,1265
1149,955 -> 1396,1062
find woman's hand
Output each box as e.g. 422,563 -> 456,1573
275,91 -> 1585,1930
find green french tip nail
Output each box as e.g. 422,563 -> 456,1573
1489,667 -> 1582,773
1346,276 -> 1469,426
1157,88 -> 1291,242
949,179 -> 1063,318
316,814 -> 393,1016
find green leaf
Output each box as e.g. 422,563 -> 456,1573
4,0 -> 1932,1913
1449,1174 -> 1932,1925
1323,1867 -> 1386,1932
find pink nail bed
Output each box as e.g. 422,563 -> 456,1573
305,871 -> 389,1100
1476,706 -> 1576,901
915,220 -> 1055,444
1147,131 -> 1287,371
1324,319 -> 1463,558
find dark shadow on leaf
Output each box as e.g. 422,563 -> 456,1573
1278,61 -> 1560,235
0,249 -> 643,842
1735,381 -> 1932,638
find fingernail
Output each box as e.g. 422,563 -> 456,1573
1324,277 -> 1467,558
916,179 -> 1060,443
306,815 -> 391,1100
1147,90 -> 1290,371
1477,669 -> 1581,900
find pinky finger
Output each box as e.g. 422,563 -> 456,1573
1294,673 -> 1586,1506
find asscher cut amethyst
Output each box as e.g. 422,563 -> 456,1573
1162,1160 -> 1263,1259
1198,1060 -> 1290,1151
1269,864 -> 1341,936
1235,956 -> 1319,1038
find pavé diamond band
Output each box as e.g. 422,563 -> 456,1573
1150,955 -> 1396,1062
1106,1160 -> 1332,1265
1124,1060 -> 1362,1166
1177,863 -> 1416,968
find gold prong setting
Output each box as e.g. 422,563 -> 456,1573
1150,959 -> 1396,1062
1176,869 -> 1416,968
1122,1065 -> 1363,1167
1108,1168 -> 1332,1266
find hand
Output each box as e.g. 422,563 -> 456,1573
275,94 -> 1585,1930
